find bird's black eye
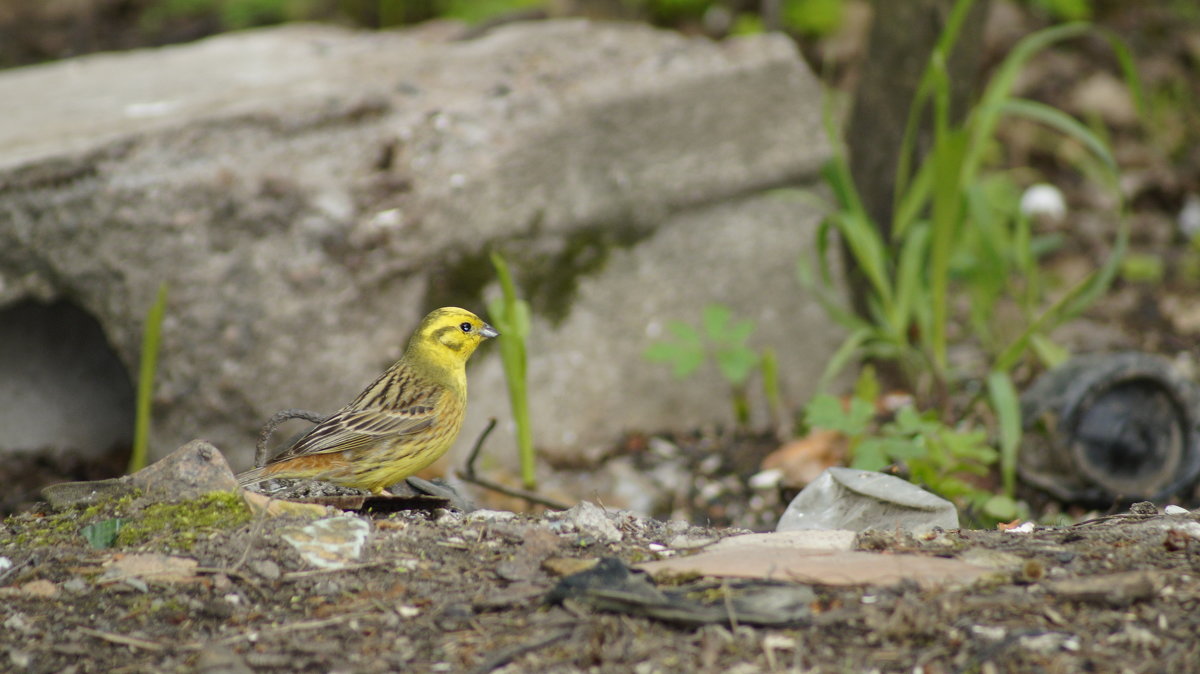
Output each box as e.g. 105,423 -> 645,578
460,322 -> 473,333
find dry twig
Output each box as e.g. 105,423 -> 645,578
255,409 -> 326,467
455,418 -> 571,510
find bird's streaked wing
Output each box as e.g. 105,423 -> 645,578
269,405 -> 437,461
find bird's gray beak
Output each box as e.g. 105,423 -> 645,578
480,323 -> 500,339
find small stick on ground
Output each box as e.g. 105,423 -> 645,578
466,626 -> 573,674
280,561 -> 392,582
78,627 -> 166,652
455,418 -> 571,511
256,409 -> 326,467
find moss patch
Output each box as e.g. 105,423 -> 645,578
115,491 -> 251,550
423,221 -> 652,326
2,491 -> 141,549
0,490 -> 251,551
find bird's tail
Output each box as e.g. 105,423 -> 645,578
236,467 -> 270,488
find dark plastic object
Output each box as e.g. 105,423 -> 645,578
1020,352 -> 1200,506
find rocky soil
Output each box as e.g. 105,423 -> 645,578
2,487 -> 1200,673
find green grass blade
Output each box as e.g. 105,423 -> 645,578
129,282 -> 168,474
892,221 -> 931,345
986,370 -> 1022,497
892,0 -> 976,236
1097,27 -> 1148,122
998,98 -> 1118,173
828,211 -> 895,312
817,327 -> 874,392
927,56 -> 967,375
489,251 -> 536,489
963,22 -> 1091,183
994,220 -> 1128,372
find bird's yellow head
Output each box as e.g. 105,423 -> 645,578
405,307 -> 498,371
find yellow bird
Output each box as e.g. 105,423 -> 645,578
238,307 -> 498,494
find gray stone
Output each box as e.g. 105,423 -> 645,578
0,21 -> 837,480
776,467 -> 960,533
129,439 -> 239,500
548,500 -> 622,544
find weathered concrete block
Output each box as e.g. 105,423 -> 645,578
0,20 -> 837,476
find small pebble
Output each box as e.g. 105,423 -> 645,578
1130,501 -> 1158,515
1164,505 -> 1188,515
466,509 -> 517,522
748,469 -> 783,490
251,559 -> 282,581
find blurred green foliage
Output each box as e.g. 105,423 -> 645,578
804,368 -> 1022,525
644,304 -> 776,426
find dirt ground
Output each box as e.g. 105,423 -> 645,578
2,489 -> 1200,674
2,3 -> 1200,673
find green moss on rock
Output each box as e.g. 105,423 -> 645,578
115,491 -> 251,550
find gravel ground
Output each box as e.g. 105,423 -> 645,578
2,490 -> 1200,673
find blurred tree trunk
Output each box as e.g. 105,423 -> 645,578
843,0 -> 989,385
846,0 -> 989,235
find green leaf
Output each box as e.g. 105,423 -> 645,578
999,98 -> 1117,173
666,320 -> 703,349
643,342 -> 704,379
994,221 -> 1127,373
876,436 -> 927,462
486,297 -> 509,332
964,21 -> 1093,184
852,365 -> 881,407
724,319 -> 756,346
817,328 -> 874,392
512,299 -> 531,337
889,406 -> 927,435
82,518 -> 126,550
987,371 -> 1022,497
891,221 -> 931,338
850,438 -> 890,472
1030,334 -> 1070,369
702,304 -> 732,340
805,394 -> 873,435
982,494 -> 1019,520
715,346 -> 759,386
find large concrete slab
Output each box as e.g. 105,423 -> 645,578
0,20 -> 838,481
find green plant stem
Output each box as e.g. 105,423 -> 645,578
497,333 -> 534,488
129,282 -> 168,474
489,251 -> 537,490
760,347 -> 783,432
731,386 -> 750,427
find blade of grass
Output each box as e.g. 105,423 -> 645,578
998,98 -> 1117,173
893,0 -> 978,228
986,370 -> 1022,497
994,221 -> 1128,373
817,327 -> 873,392
489,251 -> 536,490
128,282 -> 168,474
962,22 -> 1092,184
927,54 -> 967,377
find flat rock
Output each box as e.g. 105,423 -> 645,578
639,544 -> 990,589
